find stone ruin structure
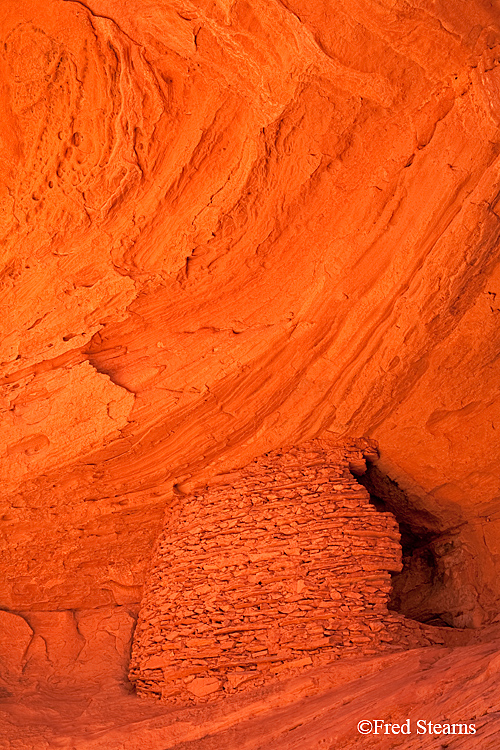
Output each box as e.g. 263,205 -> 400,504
129,439 -> 435,703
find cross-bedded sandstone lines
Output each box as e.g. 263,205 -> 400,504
129,439 -> 435,703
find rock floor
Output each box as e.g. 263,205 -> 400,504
1,624 -> 499,749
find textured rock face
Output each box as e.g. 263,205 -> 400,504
0,606 -> 138,696
1,0 -> 500,745
130,439 -> 436,702
1,0 -> 500,616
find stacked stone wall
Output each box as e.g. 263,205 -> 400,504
129,439 -> 435,703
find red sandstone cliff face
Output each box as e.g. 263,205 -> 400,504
1,0 -> 500,746
1,0 -> 499,619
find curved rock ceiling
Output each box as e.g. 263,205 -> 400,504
1,0 -> 500,628
2,1 -> 500,747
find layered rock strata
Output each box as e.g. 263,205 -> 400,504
1,0 -> 500,622
129,439 -> 431,703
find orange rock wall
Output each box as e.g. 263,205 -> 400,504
129,440 -> 436,702
1,0 -> 499,744
1,0 -> 499,620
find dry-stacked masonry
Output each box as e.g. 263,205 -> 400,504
129,439 -> 435,702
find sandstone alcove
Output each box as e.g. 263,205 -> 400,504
1,0 -> 500,746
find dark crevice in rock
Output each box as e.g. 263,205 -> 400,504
358,463 -> 465,628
